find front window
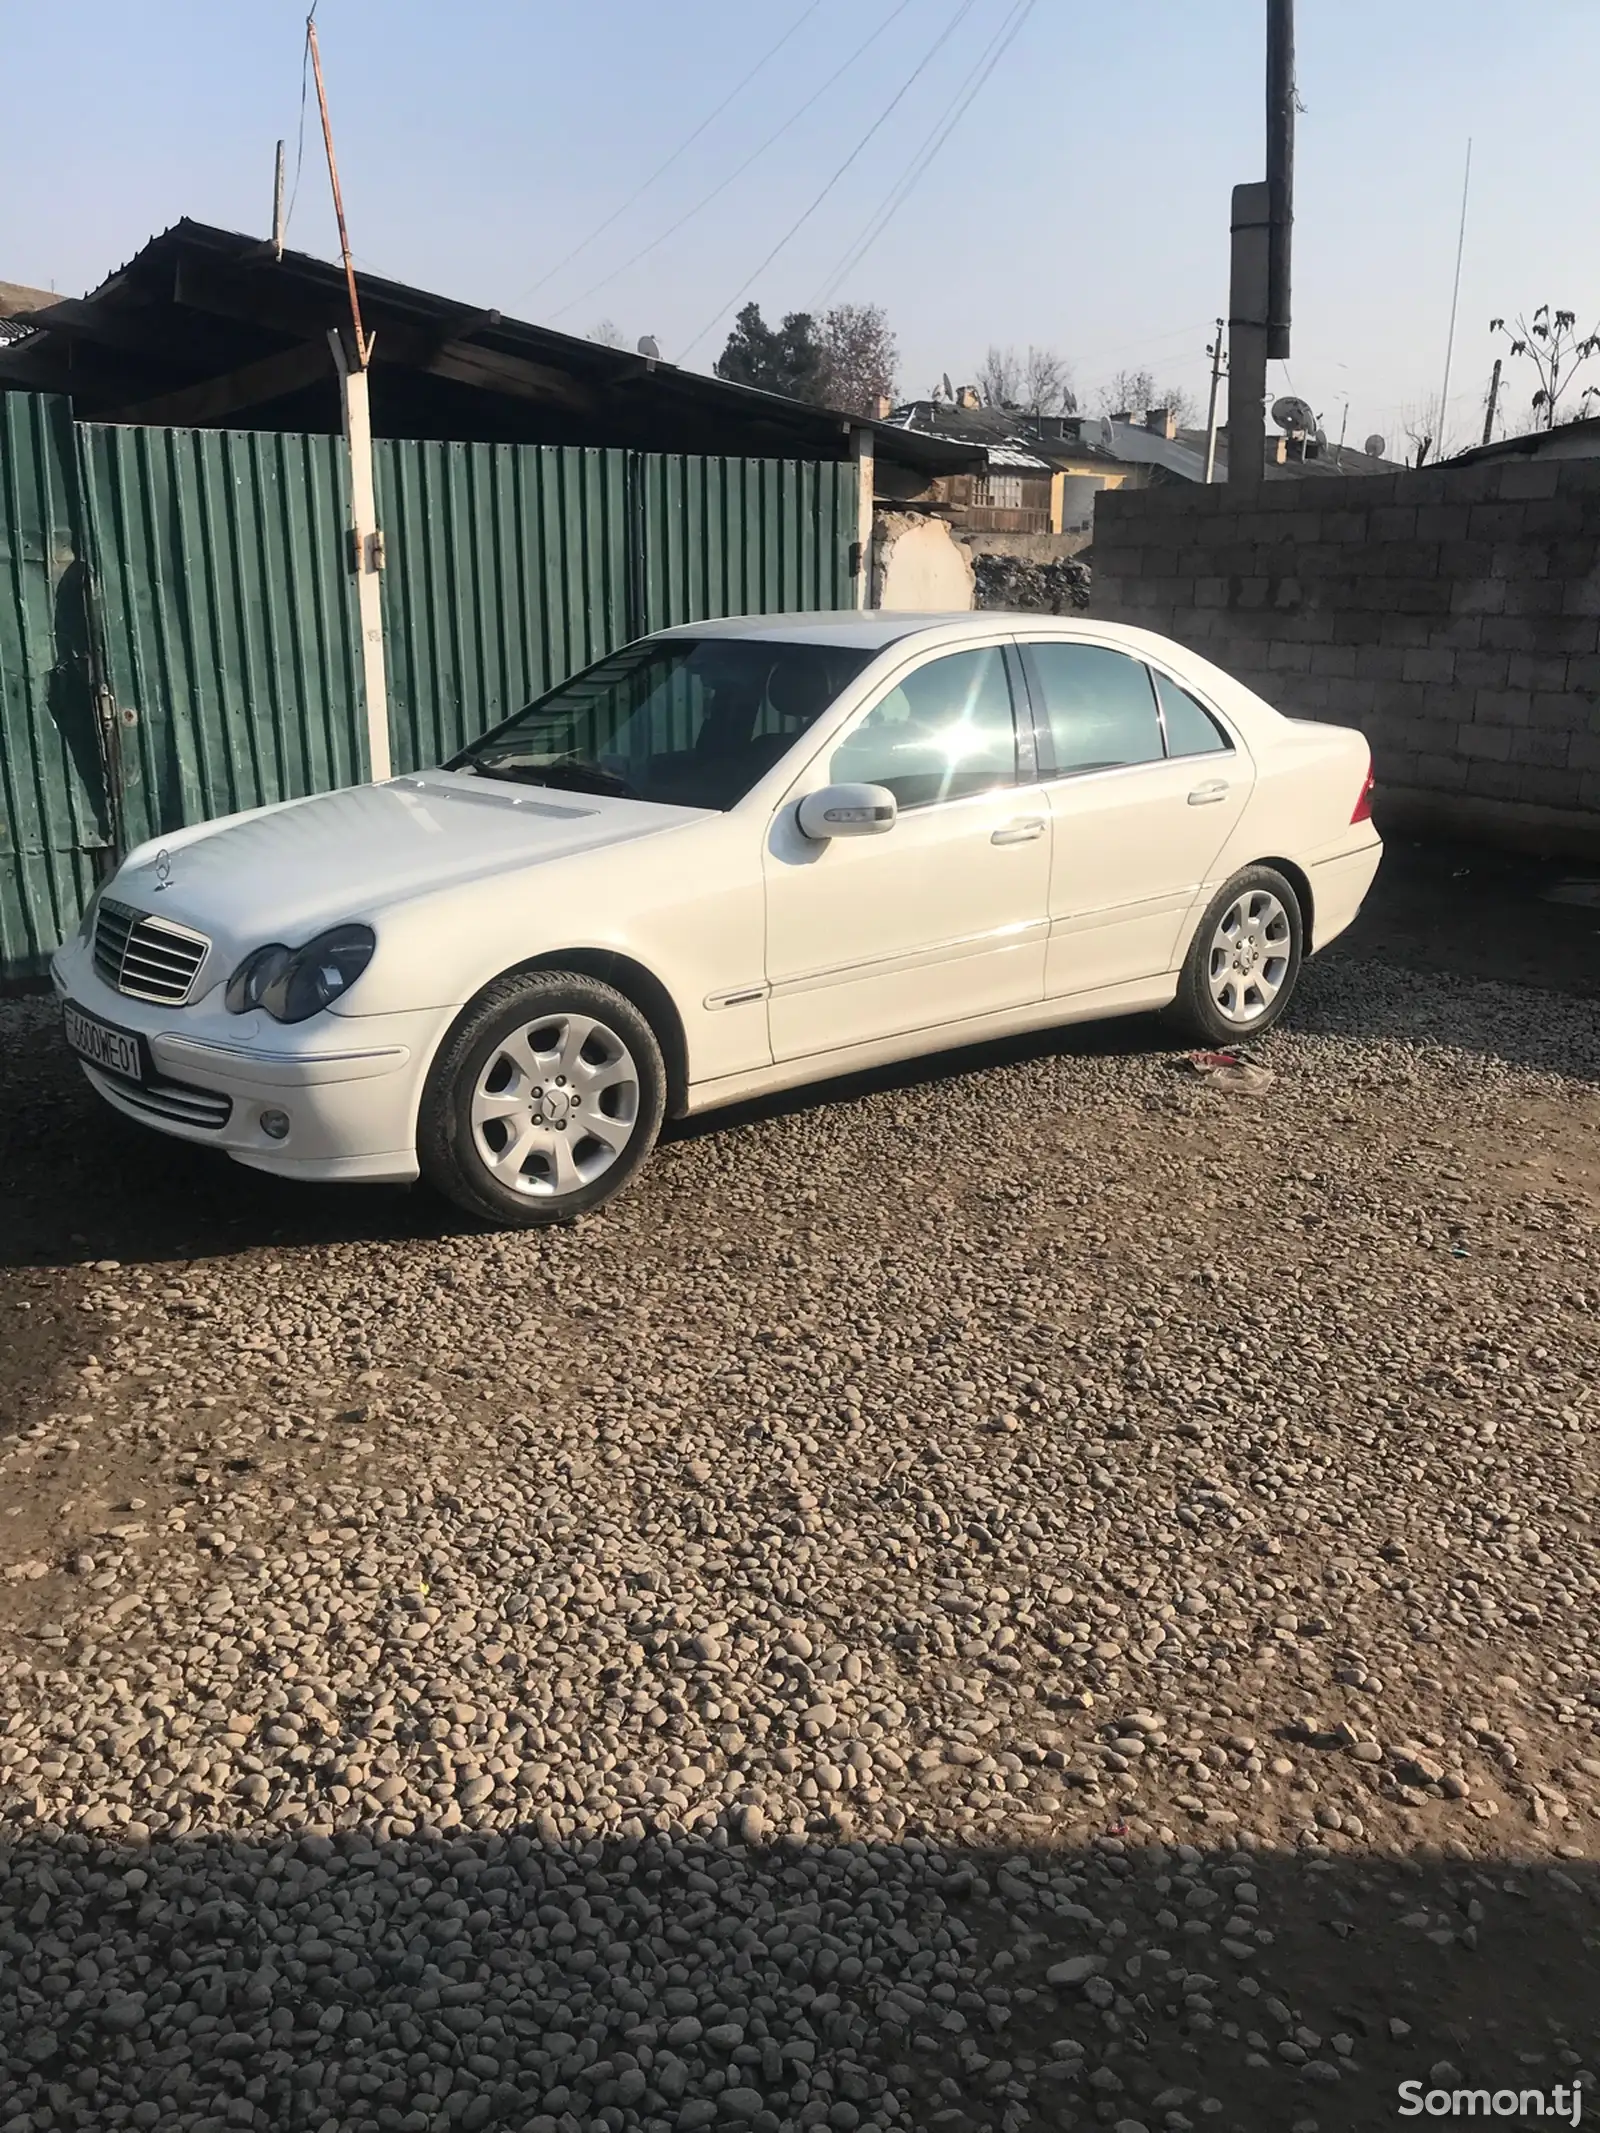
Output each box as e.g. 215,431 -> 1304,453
829,647 -> 1018,809
453,637 -> 874,812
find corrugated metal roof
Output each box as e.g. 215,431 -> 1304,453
2,221 -> 982,476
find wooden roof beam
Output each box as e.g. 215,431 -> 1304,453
99,339 -> 335,425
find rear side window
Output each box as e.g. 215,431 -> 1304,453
1025,643 -> 1164,775
1153,670 -> 1233,757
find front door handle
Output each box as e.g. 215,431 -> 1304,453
1187,780 -> 1229,805
991,817 -> 1046,845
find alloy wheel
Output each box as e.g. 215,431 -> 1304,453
1207,888 -> 1292,1025
469,1013 -> 640,1199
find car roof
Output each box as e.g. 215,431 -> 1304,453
650,610 -> 1182,656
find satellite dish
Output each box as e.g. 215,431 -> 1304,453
942,372 -> 954,402
1098,415 -> 1116,449
1271,394 -> 1317,434
637,334 -> 660,360
1364,433 -> 1386,458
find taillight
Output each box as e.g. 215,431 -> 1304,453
1351,756 -> 1375,824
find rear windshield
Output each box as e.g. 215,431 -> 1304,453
452,637 -> 875,811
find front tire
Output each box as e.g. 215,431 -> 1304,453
1170,866 -> 1304,1045
418,971 -> 666,1228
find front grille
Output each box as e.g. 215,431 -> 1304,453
93,898 -> 210,1005
84,1063 -> 233,1131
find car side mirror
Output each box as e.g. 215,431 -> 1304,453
796,782 -> 897,842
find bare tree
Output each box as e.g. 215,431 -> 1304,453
1399,393 -> 1445,466
976,345 -> 1021,409
586,319 -> 624,348
818,303 -> 897,415
1097,367 -> 1155,416
1096,367 -> 1197,425
1490,305 -> 1600,430
975,343 -> 1075,414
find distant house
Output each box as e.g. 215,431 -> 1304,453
884,396 -> 1138,536
887,390 -> 1404,534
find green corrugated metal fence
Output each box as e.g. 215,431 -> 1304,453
0,393 -> 110,979
376,442 -> 854,775
638,454 -> 854,629
375,440 -> 634,775
80,422 -> 366,852
0,395 -> 855,979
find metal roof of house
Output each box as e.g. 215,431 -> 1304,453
1444,415 -> 1600,467
0,221 -> 982,475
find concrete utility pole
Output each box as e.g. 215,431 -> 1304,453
1203,318 -> 1227,482
1265,0 -> 1294,363
329,327 -> 391,784
1229,0 -> 1294,492
850,426 -> 876,609
1228,185 -> 1271,495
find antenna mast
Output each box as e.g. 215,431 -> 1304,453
307,15 -> 369,366
1435,137 -> 1472,461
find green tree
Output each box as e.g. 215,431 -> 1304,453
714,304 -> 828,400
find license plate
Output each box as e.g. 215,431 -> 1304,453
63,1002 -> 147,1082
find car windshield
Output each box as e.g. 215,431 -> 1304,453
452,636 -> 875,811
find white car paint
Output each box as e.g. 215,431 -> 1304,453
51,612 -> 1381,1188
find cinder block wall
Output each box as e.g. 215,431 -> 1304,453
1090,458 -> 1600,857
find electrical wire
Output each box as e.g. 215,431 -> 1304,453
282,5 -> 317,241
814,0 -> 1037,303
679,0 -> 985,363
546,0 -> 918,326
515,0 -> 827,306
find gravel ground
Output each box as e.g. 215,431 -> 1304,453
2,949 -> 1599,2133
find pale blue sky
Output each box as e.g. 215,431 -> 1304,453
4,1 -> 1597,454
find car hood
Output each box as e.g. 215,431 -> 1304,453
109,772 -> 706,947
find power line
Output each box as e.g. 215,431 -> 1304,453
514,0 -> 826,307
546,0 -> 918,326
679,0 -> 985,363
283,6 -> 317,241
815,0 -> 1038,303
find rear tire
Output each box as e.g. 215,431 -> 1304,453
418,971 -> 665,1228
1170,866 -> 1304,1045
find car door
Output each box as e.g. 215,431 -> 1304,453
763,642 -> 1051,1063
1018,639 -> 1254,997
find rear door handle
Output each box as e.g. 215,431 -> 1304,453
991,817 -> 1046,845
1187,780 -> 1229,805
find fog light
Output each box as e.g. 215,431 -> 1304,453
259,1108 -> 291,1142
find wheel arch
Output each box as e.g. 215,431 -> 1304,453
1251,856 -> 1315,950
509,948 -> 691,1117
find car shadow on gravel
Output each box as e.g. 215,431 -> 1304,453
0,1826 -> 1593,2133
664,1012 -> 1177,1149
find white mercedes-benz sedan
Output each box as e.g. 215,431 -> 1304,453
52,612 -> 1380,1227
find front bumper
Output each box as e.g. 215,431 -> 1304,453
50,934 -> 446,1183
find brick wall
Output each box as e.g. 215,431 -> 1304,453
1090,457 -> 1600,857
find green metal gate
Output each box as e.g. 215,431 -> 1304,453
79,421 -> 367,854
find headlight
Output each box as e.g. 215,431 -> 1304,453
225,924 -> 375,1023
